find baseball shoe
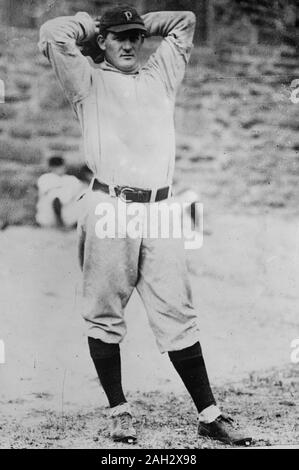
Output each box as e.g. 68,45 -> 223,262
110,403 -> 137,444
198,415 -> 252,446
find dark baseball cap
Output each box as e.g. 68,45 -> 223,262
99,5 -> 147,35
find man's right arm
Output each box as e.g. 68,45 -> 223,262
39,12 -> 96,104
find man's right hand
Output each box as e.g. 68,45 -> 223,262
79,16 -> 103,63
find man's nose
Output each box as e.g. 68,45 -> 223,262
122,39 -> 133,51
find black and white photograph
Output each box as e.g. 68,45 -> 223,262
0,0 -> 298,452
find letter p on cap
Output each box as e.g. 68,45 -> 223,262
0,340 -> 5,364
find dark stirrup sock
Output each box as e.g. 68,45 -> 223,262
168,342 -> 216,413
88,337 -> 126,408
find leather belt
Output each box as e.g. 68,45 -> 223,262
92,178 -> 171,203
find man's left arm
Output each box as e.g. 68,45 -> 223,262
142,11 -> 196,97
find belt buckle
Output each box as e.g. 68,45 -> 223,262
119,186 -> 135,203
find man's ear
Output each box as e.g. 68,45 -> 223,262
97,34 -> 106,51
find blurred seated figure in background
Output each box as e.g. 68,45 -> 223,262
36,156 -> 85,229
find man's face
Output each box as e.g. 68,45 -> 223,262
98,30 -> 144,72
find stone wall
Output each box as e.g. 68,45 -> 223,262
174,42 -> 299,212
2,1 -> 298,45
0,4 -> 299,226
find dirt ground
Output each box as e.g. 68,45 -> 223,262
0,210 -> 298,448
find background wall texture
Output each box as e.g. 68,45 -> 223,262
0,0 -> 299,226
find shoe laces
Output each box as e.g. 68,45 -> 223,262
217,414 -> 234,425
118,412 -> 132,429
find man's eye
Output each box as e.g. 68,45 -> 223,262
129,35 -> 140,42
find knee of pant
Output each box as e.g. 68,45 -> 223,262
168,341 -> 202,362
88,336 -> 120,360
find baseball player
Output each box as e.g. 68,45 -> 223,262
36,156 -> 85,229
39,4 -> 252,446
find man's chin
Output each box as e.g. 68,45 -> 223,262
118,59 -> 138,72
106,57 -> 138,72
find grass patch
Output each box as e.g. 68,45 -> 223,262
0,365 -> 298,449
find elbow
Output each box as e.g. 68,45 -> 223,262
175,11 -> 196,32
39,20 -> 55,42
40,17 -> 64,42
39,19 -> 61,57
185,11 -> 196,27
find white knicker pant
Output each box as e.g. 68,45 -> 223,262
77,188 -> 200,353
